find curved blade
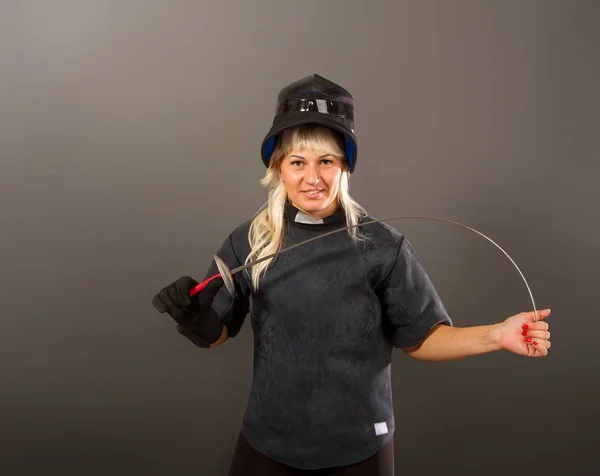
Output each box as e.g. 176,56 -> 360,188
219,215 -> 539,321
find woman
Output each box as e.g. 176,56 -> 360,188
152,74 -> 551,475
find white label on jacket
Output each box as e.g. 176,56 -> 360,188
374,422 -> 388,436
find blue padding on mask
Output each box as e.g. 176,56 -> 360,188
345,136 -> 356,171
264,137 -> 276,163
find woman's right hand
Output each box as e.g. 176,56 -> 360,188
152,276 -> 226,348
152,275 -> 224,324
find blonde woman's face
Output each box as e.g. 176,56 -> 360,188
279,148 -> 343,219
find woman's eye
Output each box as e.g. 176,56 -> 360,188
291,160 -> 303,167
321,159 -> 333,165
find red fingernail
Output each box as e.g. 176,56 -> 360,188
533,341 -> 538,346
522,331 -> 528,336
522,324 -> 529,330
525,337 -> 532,342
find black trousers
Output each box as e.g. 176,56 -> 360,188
228,431 -> 395,476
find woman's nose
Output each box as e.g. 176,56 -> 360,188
304,165 -> 321,185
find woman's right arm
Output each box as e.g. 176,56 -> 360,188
210,325 -> 229,347
152,231 -> 251,348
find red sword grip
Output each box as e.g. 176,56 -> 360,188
189,273 -> 222,296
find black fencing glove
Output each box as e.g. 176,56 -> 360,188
152,276 -> 225,347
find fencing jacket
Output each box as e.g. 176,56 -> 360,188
203,202 -> 453,470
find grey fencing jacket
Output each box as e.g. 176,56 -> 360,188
203,202 -> 453,470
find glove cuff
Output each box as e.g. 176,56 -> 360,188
177,307 -> 224,348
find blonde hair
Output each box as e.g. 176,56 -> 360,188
245,124 -> 367,290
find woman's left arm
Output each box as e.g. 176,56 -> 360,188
402,309 -> 552,361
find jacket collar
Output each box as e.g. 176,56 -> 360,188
283,201 -> 346,228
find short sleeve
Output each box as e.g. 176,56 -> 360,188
204,233 -> 251,338
378,237 -> 453,348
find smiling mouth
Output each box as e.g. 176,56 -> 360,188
302,190 -> 325,197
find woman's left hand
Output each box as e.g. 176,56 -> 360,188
492,309 -> 552,357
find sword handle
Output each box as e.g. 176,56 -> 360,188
189,273 -> 222,296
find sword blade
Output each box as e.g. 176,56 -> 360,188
208,215 -> 539,321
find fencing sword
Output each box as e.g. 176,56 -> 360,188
189,216 -> 539,322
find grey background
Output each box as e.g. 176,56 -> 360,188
1,0 -> 598,474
